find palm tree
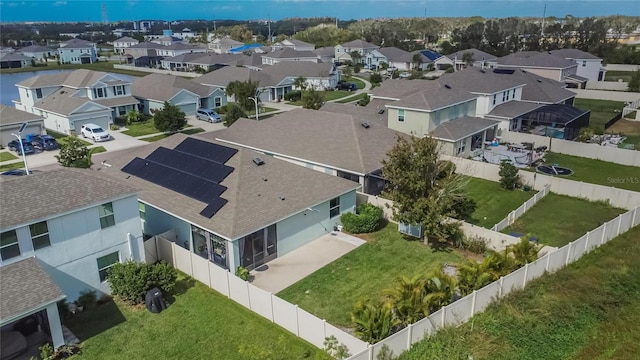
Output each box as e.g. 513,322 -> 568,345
349,50 -> 363,65
293,76 -> 307,92
423,270 -> 457,313
411,52 -> 424,70
456,259 -> 493,296
483,250 -> 518,281
126,109 -> 141,125
382,275 -> 429,326
507,237 -> 539,267
351,299 -> 398,343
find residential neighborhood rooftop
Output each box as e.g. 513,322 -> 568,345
497,51 -> 577,69
430,116 -> 501,142
132,73 -> 213,101
446,48 -> 497,62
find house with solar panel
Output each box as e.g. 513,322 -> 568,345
92,135 -> 360,272
410,49 -> 454,71
0,168 -> 145,349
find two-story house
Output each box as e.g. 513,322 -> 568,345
334,39 -> 379,64
209,38 -> 244,54
57,38 -> 97,64
0,169 -> 145,349
549,48 -> 605,82
113,36 -> 139,54
154,42 -> 207,59
496,51 -> 587,89
271,39 -> 315,52
261,48 -> 319,65
14,69 -> 139,134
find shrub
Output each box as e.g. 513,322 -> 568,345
369,72 -> 382,84
460,236 -> 488,254
499,160 -> 520,190
283,90 -> 302,101
449,196 -> 477,222
340,203 -> 384,234
357,95 -> 370,106
76,289 -> 97,310
235,266 -> 250,281
107,261 -> 177,304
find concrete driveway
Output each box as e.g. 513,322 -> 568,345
250,231 -> 366,294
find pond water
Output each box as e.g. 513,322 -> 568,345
0,69 -> 137,106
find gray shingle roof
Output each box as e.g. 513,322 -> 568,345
0,53 -> 32,61
32,87 -> 99,116
60,38 -> 95,49
114,36 -> 138,43
0,105 -> 44,126
132,73 -> 212,101
17,45 -> 55,53
92,134 -> 359,240
209,108 -> 402,175
387,82 -> 477,111
376,47 -> 412,62
437,67 -> 527,94
212,38 -> 244,46
340,39 -> 379,49
194,62 -> 334,88
0,258 -> 65,324
550,48 -> 600,60
16,69 -> 130,89
194,65 -> 272,87
264,48 -> 317,59
446,48 -> 497,62
320,101 -> 390,121
313,47 -> 335,57
498,52 -> 576,69
487,101 -> 543,118
370,79 -> 440,100
516,70 -> 576,103
429,116 -> 500,142
0,168 -> 137,230
94,95 -> 140,108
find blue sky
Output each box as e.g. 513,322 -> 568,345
0,0 -> 637,23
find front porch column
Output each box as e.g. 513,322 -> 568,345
46,303 -> 65,349
481,129 -> 487,150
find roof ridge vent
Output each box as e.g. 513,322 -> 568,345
480,69 -> 486,73
536,79 -> 542,83
253,157 -> 265,166
361,122 -> 370,128
444,84 -> 452,89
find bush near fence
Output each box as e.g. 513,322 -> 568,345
347,207 -> 639,360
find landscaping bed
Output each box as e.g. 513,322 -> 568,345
277,223 -> 463,327
65,277 -> 327,359
502,193 -> 625,247
398,225 -> 640,360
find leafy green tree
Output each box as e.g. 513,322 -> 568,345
499,159 -> 520,190
423,270 -> 457,313
349,50 -> 363,64
301,88 -> 324,110
126,109 -> 141,125
369,72 -> 382,85
226,80 -> 260,111
382,275 -> 429,326
55,136 -> 89,168
379,62 -> 389,71
449,196 -> 477,222
341,65 -> 353,80
411,52 -> 423,70
294,76 -> 308,92
153,101 -> 186,133
223,103 -> 247,127
381,136 -> 468,244
351,299 -> 398,343
462,51 -> 475,67
628,69 -> 640,92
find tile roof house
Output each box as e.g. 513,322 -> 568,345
194,62 -> 339,102
0,105 -> 46,146
92,134 -> 359,272
57,38 -> 97,64
335,39 -> 380,64
14,69 -> 139,134
131,73 -> 225,115
209,107 -> 403,195
0,168 -> 145,348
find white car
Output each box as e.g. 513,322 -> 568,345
81,123 -> 110,142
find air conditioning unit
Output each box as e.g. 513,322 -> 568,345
398,222 -> 423,238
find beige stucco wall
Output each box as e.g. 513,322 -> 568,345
387,108 -> 432,136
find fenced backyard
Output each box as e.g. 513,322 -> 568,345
490,184 -> 550,232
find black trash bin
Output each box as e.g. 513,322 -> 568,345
145,288 -> 168,314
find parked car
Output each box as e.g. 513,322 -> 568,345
196,108 -> 222,123
7,139 -> 35,155
31,135 -> 59,151
399,72 -> 411,79
81,124 -> 110,142
337,82 -> 358,91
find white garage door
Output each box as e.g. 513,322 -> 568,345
73,118 -> 110,134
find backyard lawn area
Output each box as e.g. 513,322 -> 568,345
503,193 -> 626,247
574,98 -> 625,130
463,177 -> 535,228
398,225 -> 640,360
0,152 -> 18,162
66,277 -> 328,360
604,70 -> 634,82
277,223 -> 464,328
534,152 -> 640,192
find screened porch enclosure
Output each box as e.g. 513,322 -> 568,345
240,224 -> 277,271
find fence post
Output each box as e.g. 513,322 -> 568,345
368,344 -> 374,360
269,293 -> 275,322
498,277 -> 504,298
225,271 -> 231,298
171,242 -> 177,268
406,323 -> 413,350
600,222 -> 607,245
522,263 -> 529,287
471,290 -> 477,315
634,207 -> 639,227
246,282 -> 252,310
441,305 -> 446,327
565,241 -> 572,266
584,231 -> 590,252
523,201 -> 527,213
545,252 -> 551,272
294,305 -> 300,336
617,214 -> 622,237
322,319 -> 327,339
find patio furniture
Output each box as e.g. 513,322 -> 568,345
507,144 -> 526,152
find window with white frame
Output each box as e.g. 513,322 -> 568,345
502,91 -> 508,102
214,97 -> 222,107
398,109 -> 405,122
512,89 -> 516,99
98,202 -> 115,229
93,87 -> 107,98
329,197 -> 341,218
30,221 -> 50,250
0,230 -> 20,261
456,139 -> 466,156
113,85 -> 125,96
97,252 -> 119,282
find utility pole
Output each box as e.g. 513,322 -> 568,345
268,14 -> 271,42
541,3 -> 547,37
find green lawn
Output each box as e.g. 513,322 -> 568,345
0,152 -> 18,162
463,177 -> 536,228
604,70 -> 634,82
574,98 -> 625,130
0,61 -> 149,77
533,152 -> 640,192
0,162 -> 24,172
288,91 -> 352,105
346,77 -> 366,89
66,277 -> 327,359
141,128 -> 205,142
46,130 -> 91,146
398,225 -> 640,360
503,193 -> 625,247
277,223 -> 464,327
335,93 -> 368,104
121,121 -> 161,137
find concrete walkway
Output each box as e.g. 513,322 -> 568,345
250,232 -> 366,294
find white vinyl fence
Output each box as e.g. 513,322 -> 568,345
347,207 -> 639,360
153,236 -> 368,355
491,185 -> 551,232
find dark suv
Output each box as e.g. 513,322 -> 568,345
337,82 -> 358,91
7,139 -> 35,155
31,135 -> 59,151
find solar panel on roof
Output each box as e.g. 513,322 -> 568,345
199,198 -> 228,218
147,147 -> 233,183
174,138 -> 238,164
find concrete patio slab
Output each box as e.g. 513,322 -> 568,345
250,232 -> 366,294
